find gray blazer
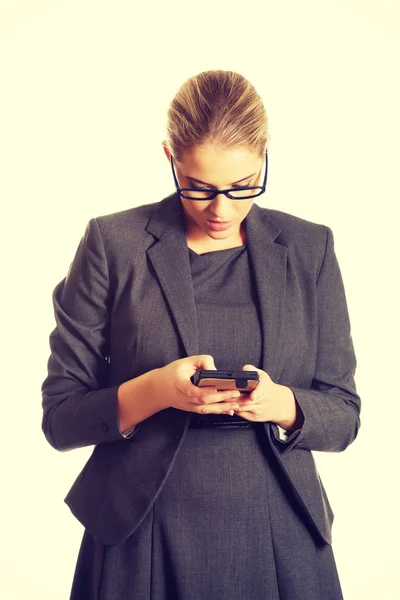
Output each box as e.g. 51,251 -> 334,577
41,192 -> 361,546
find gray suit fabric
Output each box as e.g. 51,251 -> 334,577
67,243 -> 343,600
71,428 -> 342,600
190,244 -> 263,370
41,192 -> 361,557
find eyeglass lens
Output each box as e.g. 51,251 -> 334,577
182,186 -> 264,200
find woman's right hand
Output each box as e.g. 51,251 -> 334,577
153,355 -> 241,416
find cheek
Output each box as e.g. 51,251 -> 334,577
236,202 -> 253,221
182,200 -> 202,222
190,203 -> 211,221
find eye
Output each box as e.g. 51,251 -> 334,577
233,181 -> 251,188
191,182 -> 212,190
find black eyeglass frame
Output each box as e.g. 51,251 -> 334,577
170,151 -> 268,200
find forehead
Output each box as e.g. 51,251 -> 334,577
178,145 -> 261,183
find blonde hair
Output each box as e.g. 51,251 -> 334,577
165,70 -> 268,162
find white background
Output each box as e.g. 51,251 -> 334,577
1,1 -> 399,598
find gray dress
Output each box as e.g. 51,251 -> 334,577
70,245 -> 343,600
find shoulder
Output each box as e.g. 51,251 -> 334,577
81,201 -> 160,259
258,207 -> 333,279
264,208 -> 330,246
93,201 -> 158,233
263,207 -> 331,257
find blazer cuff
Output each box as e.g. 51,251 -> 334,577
119,423 -> 142,439
270,422 -> 302,447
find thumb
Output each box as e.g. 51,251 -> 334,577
242,364 -> 259,371
194,354 -> 216,370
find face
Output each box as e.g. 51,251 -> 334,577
164,144 -> 264,246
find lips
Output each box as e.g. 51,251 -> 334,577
207,220 -> 232,231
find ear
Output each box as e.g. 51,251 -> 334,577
161,141 -> 171,162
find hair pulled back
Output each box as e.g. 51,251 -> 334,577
165,70 -> 268,162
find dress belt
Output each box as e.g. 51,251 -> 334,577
188,413 -> 254,429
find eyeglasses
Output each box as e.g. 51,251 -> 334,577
170,151 -> 268,200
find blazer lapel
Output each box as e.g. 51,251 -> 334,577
146,194 -> 200,357
245,203 -> 288,381
145,194 -> 288,380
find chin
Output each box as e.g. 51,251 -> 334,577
206,229 -> 231,238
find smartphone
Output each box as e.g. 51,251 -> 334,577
190,369 -> 259,392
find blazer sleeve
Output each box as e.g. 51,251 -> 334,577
271,226 -> 361,453
41,218 -> 138,451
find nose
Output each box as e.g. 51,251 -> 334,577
208,194 -> 232,219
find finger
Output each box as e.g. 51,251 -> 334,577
233,410 -> 256,421
238,391 -> 255,401
196,400 -> 241,415
236,392 -> 258,406
242,364 -> 260,372
237,397 -> 257,408
197,390 -> 241,405
191,385 -> 218,396
194,354 -> 216,370
182,381 -> 218,400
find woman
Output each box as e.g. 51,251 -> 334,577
41,70 -> 361,600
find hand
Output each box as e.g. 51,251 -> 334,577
153,355 -> 242,416
233,365 -> 304,430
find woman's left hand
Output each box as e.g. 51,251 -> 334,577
233,365 -> 304,431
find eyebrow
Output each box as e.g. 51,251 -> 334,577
184,172 -> 257,186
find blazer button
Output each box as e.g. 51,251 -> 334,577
101,423 -> 109,433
